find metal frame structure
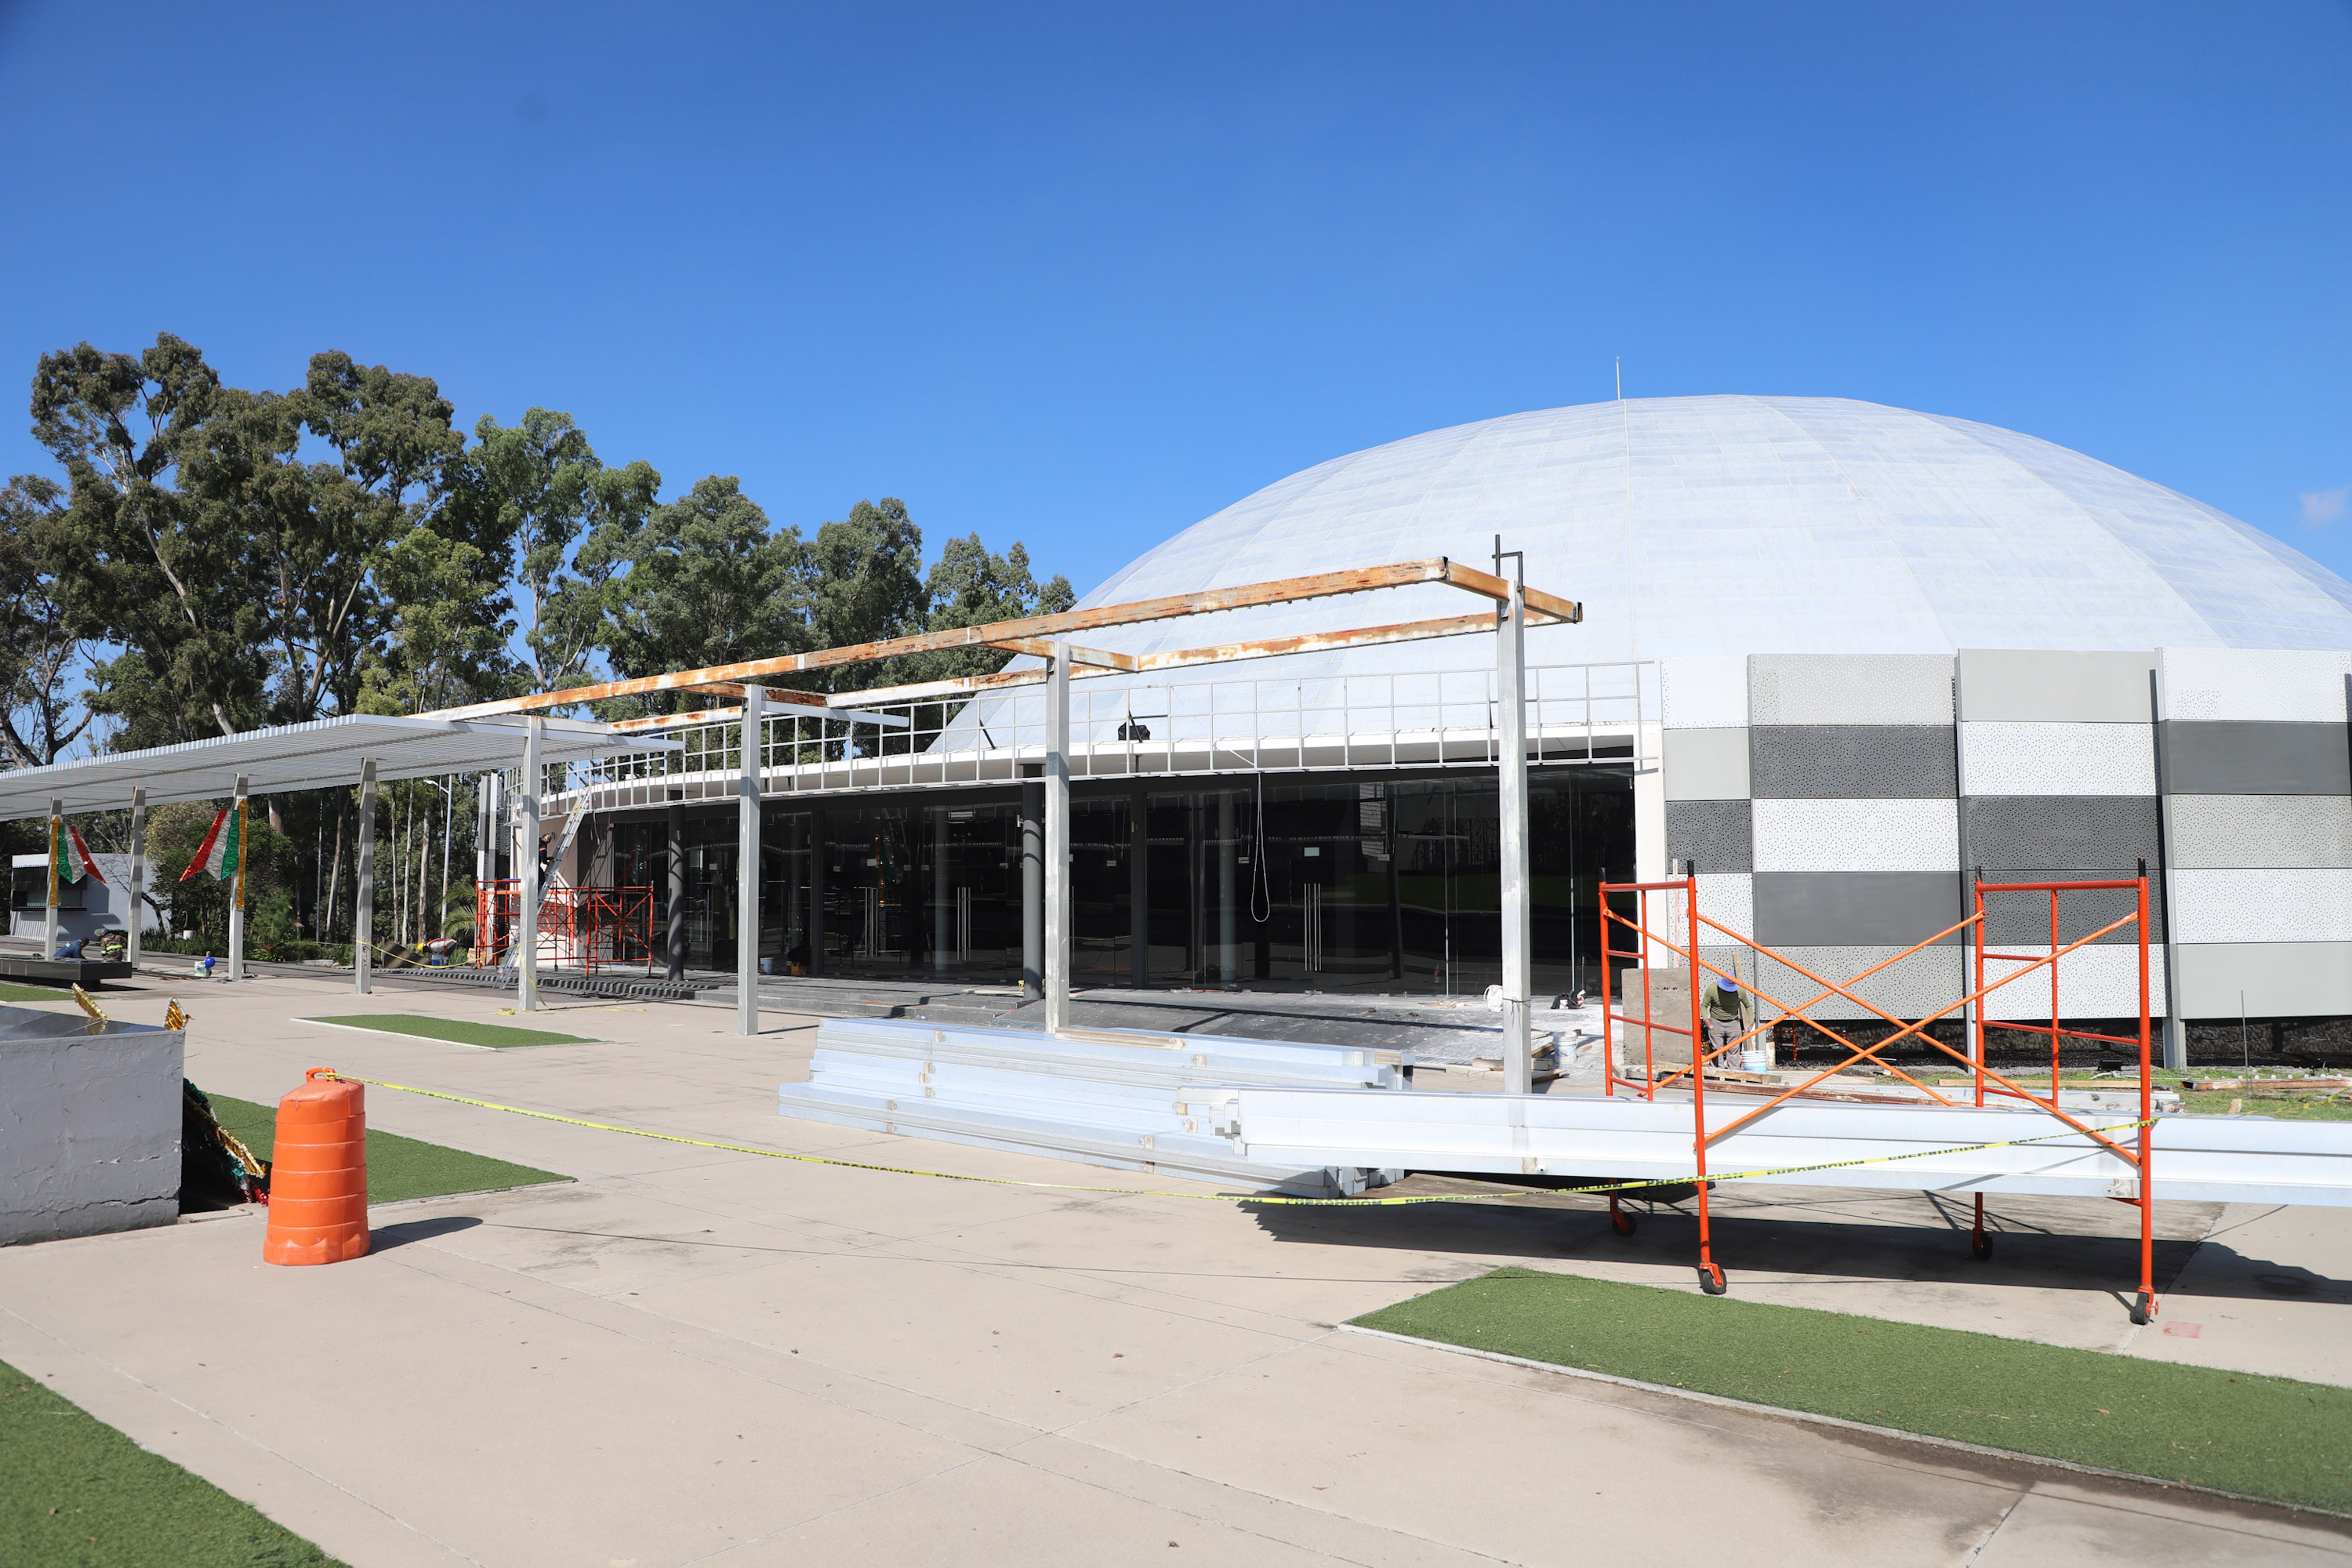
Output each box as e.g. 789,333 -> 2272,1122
1600,871 -> 2161,1319
429,556 -> 1581,1047
475,880 -> 660,978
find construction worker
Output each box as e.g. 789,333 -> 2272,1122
1700,973 -> 1753,1059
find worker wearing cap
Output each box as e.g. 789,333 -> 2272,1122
1700,973 -> 1753,1058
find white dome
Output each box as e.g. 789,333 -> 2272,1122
1080,395 -> 2352,673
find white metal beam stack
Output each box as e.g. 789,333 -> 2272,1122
777,1018 -> 1412,1197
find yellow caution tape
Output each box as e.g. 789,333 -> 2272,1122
328,1073 -> 2160,1209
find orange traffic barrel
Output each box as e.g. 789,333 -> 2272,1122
261,1069 -> 371,1265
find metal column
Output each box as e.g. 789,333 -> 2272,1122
666,793 -> 686,981
355,760 -> 376,994
932,800 -> 951,976
1020,773 -> 1043,1001
42,798 -> 60,960
517,718 -> 542,1012
1496,562 -> 1533,1095
227,774 -> 249,982
1044,643 -> 1071,1034
126,787 -> 145,967
738,685 -> 764,1036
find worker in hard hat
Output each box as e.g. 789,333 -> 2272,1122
1700,973 -> 1754,1059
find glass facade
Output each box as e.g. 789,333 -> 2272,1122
595,767 -> 1631,996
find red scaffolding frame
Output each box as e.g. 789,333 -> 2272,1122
1599,871 -> 2158,1321
476,880 -> 661,978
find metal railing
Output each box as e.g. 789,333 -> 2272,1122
548,657 -> 1657,812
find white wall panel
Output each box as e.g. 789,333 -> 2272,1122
2168,795 -> 2352,870
2158,648 -> 2352,723
1752,798 -> 1958,873
2171,869 -> 2352,944
2175,942 -> 2352,1018
1749,654 -> 1954,726
1661,655 -> 1748,729
1664,728 -> 1750,801
1693,873 -> 1753,940
1752,945 -> 1962,1021
1976,944 -> 2167,1021
1958,722 -> 2154,797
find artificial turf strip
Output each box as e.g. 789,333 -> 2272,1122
0,979 -> 71,1001
1352,1268 -> 2352,1515
301,1012 -> 596,1048
0,1356 -> 347,1567
207,1093 -> 571,1207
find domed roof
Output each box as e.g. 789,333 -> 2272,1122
1081,395 -> 2352,673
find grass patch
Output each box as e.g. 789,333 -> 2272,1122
1354,1268 -> 2352,1513
300,1013 -> 595,1049
0,979 -> 71,1002
209,1094 -> 569,1207
0,1356 -> 346,1566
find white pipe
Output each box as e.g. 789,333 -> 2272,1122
43,797 -> 60,960
126,787 -> 145,968
227,774 -> 248,982
1044,644 -> 1070,1034
1497,568 -> 1532,1094
356,760 -> 376,993
518,719 -> 542,1011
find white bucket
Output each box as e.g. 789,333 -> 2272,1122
1737,1044 -> 1773,1074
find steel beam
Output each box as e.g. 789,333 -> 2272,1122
126,788 -> 145,968
517,719 -> 541,1012
1044,644 -> 1071,1033
738,685 -> 764,1036
1497,564 -> 1532,1094
42,798 -> 59,960
355,761 -> 376,994
227,775 -> 248,982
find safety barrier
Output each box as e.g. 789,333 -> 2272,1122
1601,871 -> 2161,1319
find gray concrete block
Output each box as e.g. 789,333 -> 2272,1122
1956,650 -> 2155,723
2159,721 -> 2352,796
1753,871 -> 1965,948
2168,793 -> 2352,869
1666,799 -> 1752,873
1750,654 -> 1953,726
1663,727 -> 1750,800
0,1006 -> 183,1247
1962,795 -> 2161,872
2174,941 -> 2352,1019
1750,725 -> 1958,799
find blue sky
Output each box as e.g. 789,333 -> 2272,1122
2,2 -> 2347,597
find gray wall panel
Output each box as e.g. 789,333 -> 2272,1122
2159,722 -> 2352,796
1962,796 -> 2161,871
1978,872 -> 2165,945
1750,726 -> 1958,800
1750,655 -> 1954,726
1752,946 -> 1962,1021
1753,871 -> 1965,947
1665,800 -> 1753,873
1663,727 -> 1751,801
1956,650 -> 2155,724
2175,942 -> 2352,1018
2168,794 -> 2352,869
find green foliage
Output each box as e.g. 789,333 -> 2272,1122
143,799 -> 296,944
900,532 -> 1076,685
805,497 -> 927,690
600,475 -> 808,710
0,474 -> 92,765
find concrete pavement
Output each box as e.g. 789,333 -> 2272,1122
0,974 -> 2345,1565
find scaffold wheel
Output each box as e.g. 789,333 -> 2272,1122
1971,1231 -> 1993,1261
1611,1210 -> 1635,1236
1698,1262 -> 1727,1296
2130,1292 -> 2154,1326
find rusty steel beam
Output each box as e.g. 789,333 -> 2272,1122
827,612 -> 1515,709
431,557 -> 1577,721
983,638 -> 1138,670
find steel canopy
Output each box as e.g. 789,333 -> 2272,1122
0,713 -> 680,819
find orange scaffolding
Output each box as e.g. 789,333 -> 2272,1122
1599,870 -> 2158,1322
476,880 -> 661,978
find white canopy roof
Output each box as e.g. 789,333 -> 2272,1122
0,713 -> 677,819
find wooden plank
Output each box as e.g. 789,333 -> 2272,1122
430,557 -> 1576,720
1435,560 -> 1582,623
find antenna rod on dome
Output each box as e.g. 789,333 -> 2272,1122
1615,357 -> 1621,401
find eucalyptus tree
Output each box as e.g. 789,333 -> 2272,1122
0,475 -> 93,767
